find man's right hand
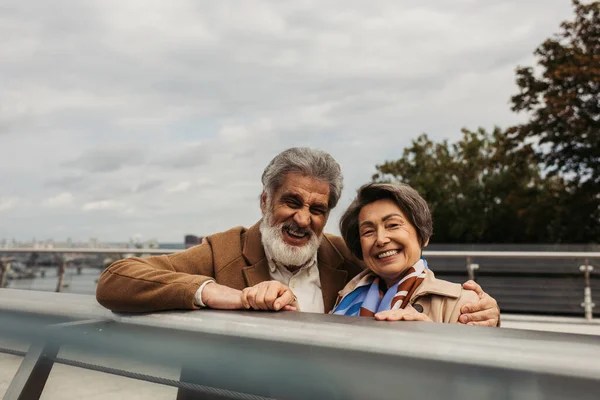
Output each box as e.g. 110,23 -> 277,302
201,281 -> 297,311
241,281 -> 297,311
201,282 -> 245,310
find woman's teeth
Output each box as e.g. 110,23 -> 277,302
377,250 -> 399,259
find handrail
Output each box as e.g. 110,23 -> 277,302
1,248 -> 600,257
1,289 -> 600,400
0,248 -> 182,255
1,248 -> 598,320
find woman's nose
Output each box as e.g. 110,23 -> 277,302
375,229 -> 390,246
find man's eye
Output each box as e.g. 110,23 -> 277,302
311,208 -> 326,215
285,200 -> 301,208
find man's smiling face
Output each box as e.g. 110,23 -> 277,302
259,172 -> 330,267
265,172 -> 330,245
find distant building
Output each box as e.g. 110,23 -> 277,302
184,235 -> 204,249
88,238 -> 99,249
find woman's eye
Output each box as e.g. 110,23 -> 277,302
387,223 -> 399,229
361,230 -> 374,237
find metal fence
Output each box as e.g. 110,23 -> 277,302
1,248 -> 598,319
1,288 -> 600,400
422,250 -> 599,319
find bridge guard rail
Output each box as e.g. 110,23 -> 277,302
1,289 -> 600,399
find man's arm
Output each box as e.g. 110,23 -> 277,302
459,280 -> 501,327
96,244 -> 216,313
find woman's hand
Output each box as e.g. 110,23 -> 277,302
374,305 -> 432,322
241,280 -> 297,311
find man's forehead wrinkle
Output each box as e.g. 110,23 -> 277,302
280,189 -> 328,205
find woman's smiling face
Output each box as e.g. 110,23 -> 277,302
358,198 -> 427,287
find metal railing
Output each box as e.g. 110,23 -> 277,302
0,248 -> 178,292
1,248 -> 598,319
1,288 -> 600,399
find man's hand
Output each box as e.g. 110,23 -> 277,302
459,280 -> 500,326
202,282 -> 244,310
241,281 -> 297,311
374,305 -> 433,322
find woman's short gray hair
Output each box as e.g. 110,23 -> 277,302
261,147 -> 343,209
339,183 -> 433,260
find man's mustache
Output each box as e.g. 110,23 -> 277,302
281,221 -> 313,237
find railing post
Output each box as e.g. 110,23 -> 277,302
55,255 -> 66,293
580,258 -> 595,321
2,341 -> 60,400
0,259 -> 8,288
466,256 -> 479,281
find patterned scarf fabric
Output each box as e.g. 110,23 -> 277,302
332,259 -> 428,317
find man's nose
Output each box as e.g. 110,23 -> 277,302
293,207 -> 311,228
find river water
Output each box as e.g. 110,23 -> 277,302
5,267 -> 102,295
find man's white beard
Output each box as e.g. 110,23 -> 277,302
260,210 -> 322,268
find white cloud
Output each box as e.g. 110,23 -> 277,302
82,200 -> 126,211
167,181 -> 192,193
42,192 -> 74,208
0,196 -> 21,212
0,0 -> 575,241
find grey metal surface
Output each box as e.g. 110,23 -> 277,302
0,314 -> 598,399
424,251 -> 600,258
0,288 -> 111,320
0,248 -> 181,255
2,248 -> 598,317
1,289 -> 600,399
2,248 -> 600,257
3,341 -> 58,400
2,288 -> 600,379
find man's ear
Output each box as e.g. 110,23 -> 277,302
260,192 -> 267,215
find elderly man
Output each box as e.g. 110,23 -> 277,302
96,147 -> 499,325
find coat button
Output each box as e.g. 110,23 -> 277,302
413,304 -> 424,313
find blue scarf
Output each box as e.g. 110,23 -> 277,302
332,259 -> 428,317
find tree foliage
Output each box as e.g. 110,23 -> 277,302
373,129 -> 600,243
508,0 -> 600,187
372,1 -> 600,244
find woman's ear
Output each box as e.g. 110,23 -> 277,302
423,238 -> 429,248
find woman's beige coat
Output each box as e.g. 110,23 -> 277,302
334,269 -> 479,323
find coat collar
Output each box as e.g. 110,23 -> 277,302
411,270 -> 462,300
240,220 -> 348,311
241,221 -> 270,287
316,234 -> 348,312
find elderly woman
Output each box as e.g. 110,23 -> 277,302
331,182 -> 478,323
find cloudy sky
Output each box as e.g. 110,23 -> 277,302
0,0 -> 574,243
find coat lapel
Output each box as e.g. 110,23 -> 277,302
242,259 -> 271,287
318,236 -> 348,313
241,221 -> 271,287
240,221 -> 349,312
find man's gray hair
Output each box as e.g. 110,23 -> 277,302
261,147 -> 343,209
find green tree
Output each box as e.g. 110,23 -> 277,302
373,1 -> 600,244
508,0 -> 600,187
373,128 -> 591,243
